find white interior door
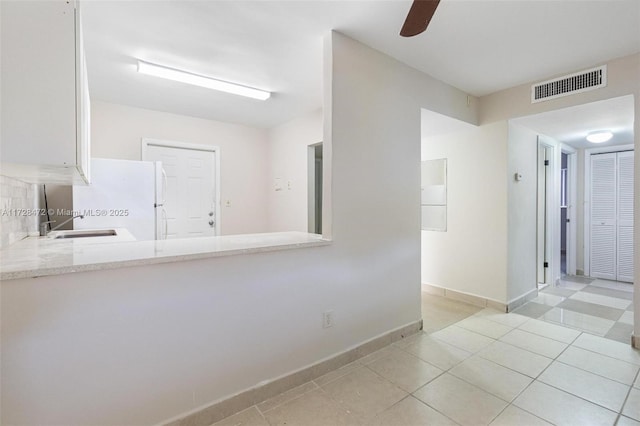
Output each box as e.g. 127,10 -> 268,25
145,144 -> 217,239
590,153 -> 617,280
617,151 -> 634,282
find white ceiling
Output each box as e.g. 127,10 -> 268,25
512,95 -> 635,149
82,0 -> 640,128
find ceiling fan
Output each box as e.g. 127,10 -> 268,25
400,0 -> 441,37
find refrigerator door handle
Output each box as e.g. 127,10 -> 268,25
162,207 -> 168,239
161,168 -> 168,204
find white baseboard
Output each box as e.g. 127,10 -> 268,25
506,288 -> 539,312
421,283 -> 538,313
162,319 -> 423,426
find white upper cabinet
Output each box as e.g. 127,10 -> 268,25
1,0 -> 90,184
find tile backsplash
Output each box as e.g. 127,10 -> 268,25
0,175 -> 39,248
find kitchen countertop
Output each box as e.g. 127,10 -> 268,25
0,231 -> 330,280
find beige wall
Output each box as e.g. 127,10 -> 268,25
267,109 -> 323,232
91,101 -> 271,235
480,54 -> 640,124
507,123 -> 539,301
421,121 -> 509,302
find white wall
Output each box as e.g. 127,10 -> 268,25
421,121 -> 508,303
91,101 -> 271,235
266,109 -> 323,232
506,123 -> 538,301
0,32 -> 478,425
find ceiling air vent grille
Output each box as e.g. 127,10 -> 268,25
531,65 -> 607,103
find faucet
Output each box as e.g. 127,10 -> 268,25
40,214 -> 85,237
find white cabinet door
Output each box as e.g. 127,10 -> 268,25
617,151 -> 634,282
0,0 -> 89,184
590,153 -> 617,280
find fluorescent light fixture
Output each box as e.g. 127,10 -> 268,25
137,60 -> 271,101
586,130 -> 613,144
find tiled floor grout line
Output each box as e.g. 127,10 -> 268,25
513,318 -> 582,345
414,325 -> 533,424
518,332 -> 635,418
613,384 -> 636,426
394,322 -> 493,425
552,358 -> 639,388
255,403 -> 269,423
535,379 -> 629,417
565,342 -> 640,368
485,330 -> 582,425
430,318 -> 554,379
407,328 -> 555,426
396,345 -> 473,425
625,368 -> 640,425
368,342 -> 463,425
404,392 -> 463,426
255,381 -> 320,416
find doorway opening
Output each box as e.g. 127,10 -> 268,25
308,142 -> 323,235
560,147 -> 578,277
561,153 -> 568,275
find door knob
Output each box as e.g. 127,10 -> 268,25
209,211 -> 214,216
209,220 -> 214,227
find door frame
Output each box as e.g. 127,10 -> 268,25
141,138 -> 221,236
537,139 -> 555,287
307,142 -> 323,234
560,144 -> 578,276
537,134 -> 566,287
583,143 -> 634,277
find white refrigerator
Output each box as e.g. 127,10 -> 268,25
72,158 -> 166,240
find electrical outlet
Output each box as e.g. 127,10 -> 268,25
322,310 -> 334,328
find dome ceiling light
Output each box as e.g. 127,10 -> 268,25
586,131 -> 613,144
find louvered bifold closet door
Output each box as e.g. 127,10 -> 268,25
617,151 -> 634,282
590,153 -> 617,280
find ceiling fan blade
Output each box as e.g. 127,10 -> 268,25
400,0 -> 440,37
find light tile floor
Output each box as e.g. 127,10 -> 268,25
514,277 -> 635,344
212,292 -> 640,426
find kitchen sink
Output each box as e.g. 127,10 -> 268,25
53,229 -> 118,239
